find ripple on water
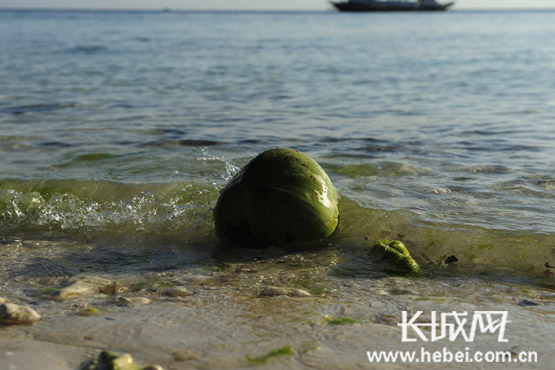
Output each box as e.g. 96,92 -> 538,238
63,45 -> 109,54
37,141 -> 74,148
2,103 -> 79,115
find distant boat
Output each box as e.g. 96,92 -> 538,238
331,0 -> 454,12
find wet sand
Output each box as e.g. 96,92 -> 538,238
1,239 -> 554,369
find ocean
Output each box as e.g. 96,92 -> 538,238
0,9 -> 554,369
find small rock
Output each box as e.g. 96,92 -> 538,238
88,350 -> 142,370
111,354 -> 135,369
259,286 -> 290,296
518,299 -> 539,307
288,288 -> 311,297
51,284 -> 96,300
0,303 -> 41,325
0,297 -> 6,304
50,276 -> 118,300
143,365 -> 164,370
165,287 -> 193,297
118,297 -> 152,305
79,276 -> 119,295
258,286 -> 311,297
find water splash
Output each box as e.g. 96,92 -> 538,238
0,181 -> 217,234
196,147 -> 241,181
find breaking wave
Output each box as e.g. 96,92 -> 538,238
1,178 -> 553,277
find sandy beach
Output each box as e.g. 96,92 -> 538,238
1,239 -> 554,369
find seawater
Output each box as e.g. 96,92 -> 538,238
1,9 -> 554,280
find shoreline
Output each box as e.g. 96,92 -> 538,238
1,240 -> 554,369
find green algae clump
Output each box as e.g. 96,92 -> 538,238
370,239 -> 421,274
246,346 -> 295,366
76,307 -> 99,316
214,148 -> 339,244
325,316 -> 362,325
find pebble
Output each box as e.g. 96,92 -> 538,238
117,297 -> 152,305
165,287 -> 193,297
0,303 -> 41,325
88,349 -> 164,370
258,286 -> 311,297
288,288 -> 312,297
518,299 -> 539,306
111,354 -> 134,368
50,276 -> 118,300
182,275 -> 214,283
259,286 -> 289,296
0,297 -> 6,304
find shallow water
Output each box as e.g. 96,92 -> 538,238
0,8 -> 554,369
1,10 -> 554,253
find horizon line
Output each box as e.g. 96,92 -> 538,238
1,7 -> 555,12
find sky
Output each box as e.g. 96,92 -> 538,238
1,0 -> 555,10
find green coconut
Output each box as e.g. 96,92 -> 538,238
214,148 -> 339,244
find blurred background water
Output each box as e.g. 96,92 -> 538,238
0,9 -> 554,276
